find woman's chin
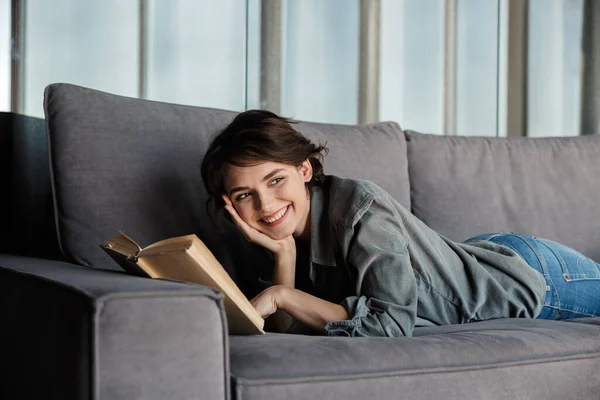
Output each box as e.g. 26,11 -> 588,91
261,227 -> 294,241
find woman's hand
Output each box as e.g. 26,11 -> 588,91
222,194 -> 295,257
252,286 -> 350,334
250,285 -> 285,319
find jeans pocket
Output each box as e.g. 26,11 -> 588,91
540,239 -> 600,281
562,255 -> 600,281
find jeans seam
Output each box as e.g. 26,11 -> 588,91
552,242 -> 587,275
510,235 -> 549,275
536,239 -> 600,280
513,235 -> 563,310
490,234 -> 560,310
537,239 -> 570,281
540,305 -> 596,318
576,255 -> 585,276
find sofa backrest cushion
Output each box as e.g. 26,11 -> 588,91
44,84 -> 409,287
406,130 -> 600,261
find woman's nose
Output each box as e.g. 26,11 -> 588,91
254,192 -> 273,211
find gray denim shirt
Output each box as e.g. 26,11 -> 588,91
289,175 -> 546,337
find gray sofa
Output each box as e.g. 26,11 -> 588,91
1,83 -> 599,400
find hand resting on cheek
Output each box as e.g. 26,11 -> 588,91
221,194 -> 296,256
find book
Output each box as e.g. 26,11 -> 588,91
100,231 -> 265,335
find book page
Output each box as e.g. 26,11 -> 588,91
101,231 -> 142,257
140,234 -> 196,254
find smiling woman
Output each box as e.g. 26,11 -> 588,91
200,110 -> 348,331
200,109 -> 600,337
223,161 -> 311,239
201,109 -> 327,230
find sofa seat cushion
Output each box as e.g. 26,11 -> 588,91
229,318 -> 600,400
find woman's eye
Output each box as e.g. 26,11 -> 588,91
236,192 -> 251,201
270,177 -> 284,185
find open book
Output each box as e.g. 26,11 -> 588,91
100,231 -> 265,335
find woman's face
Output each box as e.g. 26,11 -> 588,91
223,160 -> 313,240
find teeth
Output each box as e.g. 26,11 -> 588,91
264,206 -> 288,223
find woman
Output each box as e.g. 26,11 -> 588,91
201,110 -> 600,337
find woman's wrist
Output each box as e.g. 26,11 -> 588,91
273,238 -> 296,259
275,285 -> 291,310
274,249 -> 296,265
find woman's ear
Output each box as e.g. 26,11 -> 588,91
299,159 -> 313,183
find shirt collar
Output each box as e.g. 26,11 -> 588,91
309,180 -> 337,267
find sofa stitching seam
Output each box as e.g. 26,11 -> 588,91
230,351 -> 600,387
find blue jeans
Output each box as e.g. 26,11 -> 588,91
465,233 -> 600,319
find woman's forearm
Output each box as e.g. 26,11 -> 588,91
278,287 -> 349,334
273,250 -> 296,287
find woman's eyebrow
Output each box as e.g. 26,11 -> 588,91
228,168 -> 285,196
262,168 -> 285,181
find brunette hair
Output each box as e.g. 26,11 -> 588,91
200,109 -> 328,224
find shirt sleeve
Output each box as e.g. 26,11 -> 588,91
324,198 -> 418,337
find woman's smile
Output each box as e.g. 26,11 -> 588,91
260,204 -> 291,227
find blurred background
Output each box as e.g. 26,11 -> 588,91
1,0 -> 598,137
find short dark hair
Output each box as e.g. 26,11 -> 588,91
200,109 -> 328,224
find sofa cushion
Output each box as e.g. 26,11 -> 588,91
43,84 -> 409,285
406,131 -> 600,261
229,318 -> 600,400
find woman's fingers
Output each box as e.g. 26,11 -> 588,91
221,194 -> 236,214
221,194 -> 267,243
222,195 -> 251,231
227,209 -> 254,241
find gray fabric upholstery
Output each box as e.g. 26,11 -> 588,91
406,130 -> 600,261
0,113 -> 10,249
293,119 -> 409,206
0,112 -> 61,259
43,84 -> 409,282
230,318 -> 600,400
0,255 -> 229,400
15,83 -> 598,400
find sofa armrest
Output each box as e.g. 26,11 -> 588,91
0,254 -> 230,400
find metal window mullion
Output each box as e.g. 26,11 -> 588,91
260,0 -> 281,113
505,0 -> 528,137
10,0 -> 25,114
358,0 -> 380,125
442,0 -> 457,135
497,0 -> 508,137
580,0 -> 600,135
138,0 -> 148,99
